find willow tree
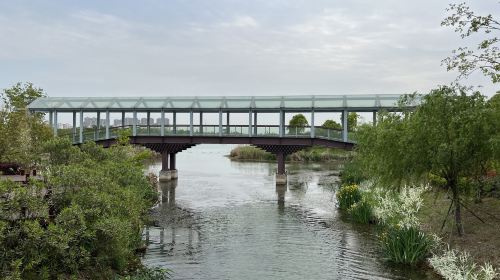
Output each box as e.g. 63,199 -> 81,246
356,86 -> 495,236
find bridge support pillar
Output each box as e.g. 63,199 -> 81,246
169,153 -> 177,179
159,152 -> 171,181
254,145 -> 309,186
276,152 -> 287,185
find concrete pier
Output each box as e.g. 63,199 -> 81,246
159,170 -> 172,181
276,173 -> 287,185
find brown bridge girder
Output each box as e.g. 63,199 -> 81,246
253,145 -> 309,155
143,143 -> 196,154
92,135 -> 354,154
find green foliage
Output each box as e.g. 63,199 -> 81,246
322,120 -> 341,130
120,267 -> 172,280
0,138 -> 158,279
348,198 -> 374,224
0,82 -> 52,168
229,145 -> 275,161
288,114 -> 308,134
356,86 -> 496,235
336,184 -> 362,210
340,159 -> 366,185
442,3 -> 499,83
347,112 -> 359,132
288,114 -> 309,127
380,227 -> 432,265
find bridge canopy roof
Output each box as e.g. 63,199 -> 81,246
28,94 -> 414,111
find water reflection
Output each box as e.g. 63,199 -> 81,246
275,184 -> 286,211
160,180 -> 177,208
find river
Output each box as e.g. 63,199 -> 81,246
143,145 -> 433,280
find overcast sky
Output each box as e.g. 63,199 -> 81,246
0,0 -> 498,98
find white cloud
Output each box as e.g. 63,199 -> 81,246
0,0 -> 497,98
218,16 -> 259,28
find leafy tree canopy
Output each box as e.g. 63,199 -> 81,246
289,114 -> 309,127
0,83 -> 52,168
442,2 -> 500,83
322,120 -> 341,130
356,86 -> 496,235
347,112 -> 359,132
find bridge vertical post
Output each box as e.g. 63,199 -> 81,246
276,152 -> 287,184
226,112 -> 230,135
159,152 -> 171,181
105,110 -> 110,139
279,109 -> 285,137
189,110 -> 193,136
121,111 -> 125,127
218,109 -> 223,136
160,109 -> 165,136
253,111 -> 257,136
169,153 -> 177,179
173,112 -> 177,134
53,110 -> 58,136
199,112 -> 203,134
79,110 -> 84,143
373,111 -> 377,126
310,110 -> 315,138
342,110 -> 348,142
248,110 -> 252,137
72,111 -> 77,143
96,111 -> 100,140
133,111 -> 137,136
147,111 -> 151,135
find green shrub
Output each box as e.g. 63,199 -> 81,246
336,184 -> 362,210
348,199 -> 374,224
340,159 -> 366,185
229,145 -> 275,161
0,139 -> 158,279
380,226 -> 431,265
120,266 -> 171,280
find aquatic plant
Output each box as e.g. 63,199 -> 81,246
372,185 -> 428,229
429,247 -> 498,280
336,184 -> 362,210
380,226 -> 432,265
347,198 -> 373,224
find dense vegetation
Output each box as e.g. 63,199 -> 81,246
0,84 -> 166,279
229,145 -> 352,162
355,87 -> 499,235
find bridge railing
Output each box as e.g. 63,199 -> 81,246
57,124 -> 351,143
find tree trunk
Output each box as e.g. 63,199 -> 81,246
451,181 -> 464,236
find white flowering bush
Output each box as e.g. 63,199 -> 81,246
429,247 -> 498,280
371,185 -> 428,229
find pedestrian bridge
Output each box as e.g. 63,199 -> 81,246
28,94 -> 413,184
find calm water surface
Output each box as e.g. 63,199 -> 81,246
144,145 -> 432,280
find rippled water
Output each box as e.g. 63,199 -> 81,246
143,145 -> 433,280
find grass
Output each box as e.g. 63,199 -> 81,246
418,191 -> 500,269
228,145 -> 353,162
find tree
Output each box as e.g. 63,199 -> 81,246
288,114 -> 309,134
489,92 -> 500,164
322,120 -> 341,130
356,86 -> 496,236
442,3 -> 500,83
347,112 -> 359,132
0,139 -> 158,278
0,83 -> 52,168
